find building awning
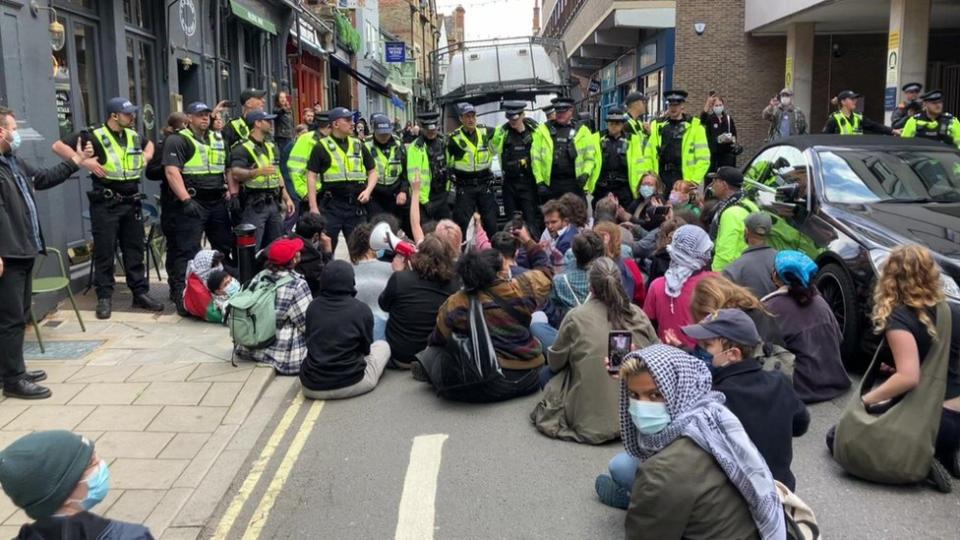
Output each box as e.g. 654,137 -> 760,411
331,56 -> 392,98
230,0 -> 278,35
567,7 -> 674,77
391,96 -> 406,109
389,82 -> 412,97
291,17 -> 325,56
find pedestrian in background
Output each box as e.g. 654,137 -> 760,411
762,88 -> 807,142
702,94 -> 739,172
0,106 -> 91,399
273,90 -> 294,150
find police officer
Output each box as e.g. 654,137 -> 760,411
305,107 -> 377,252
542,104 -> 556,123
366,113 -> 409,223
287,111 -> 330,214
162,102 -> 233,313
645,90 -> 710,192
223,88 -> 266,149
822,90 -> 895,135
901,90 -> 960,148
892,82 -> 923,128
623,91 -> 649,136
492,101 -> 539,237
531,97 -> 594,202
229,110 -> 296,251
407,111 -> 451,222
446,103 -> 499,235
586,106 -> 647,210
51,97 -> 163,320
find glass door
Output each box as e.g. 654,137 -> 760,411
125,36 -> 159,141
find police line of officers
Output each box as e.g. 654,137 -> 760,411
53,84 -> 959,320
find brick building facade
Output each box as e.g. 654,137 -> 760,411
380,0 -> 442,100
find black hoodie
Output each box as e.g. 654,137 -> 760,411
16,512 -> 153,540
300,261 -> 374,391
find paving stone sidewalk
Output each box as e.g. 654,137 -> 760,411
0,290 -> 277,539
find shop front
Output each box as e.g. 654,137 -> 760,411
289,15 -> 332,122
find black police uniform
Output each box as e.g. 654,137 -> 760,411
658,116 -> 687,192
546,120 -> 581,201
418,134 -> 452,222
59,127 -> 150,301
499,118 -> 540,237
594,130 -> 634,209
368,136 -> 410,231
229,136 -> 286,251
161,128 -> 233,300
446,127 -> 499,236
305,135 -> 376,252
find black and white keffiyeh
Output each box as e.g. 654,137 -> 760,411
619,344 -> 785,540
664,225 -> 713,299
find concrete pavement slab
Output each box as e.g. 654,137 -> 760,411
222,366 -> 275,426
77,405 -> 163,431
147,406 -> 228,433
5,405 -> 94,431
30,365 -> 82,383
135,382 -> 213,406
66,365 -> 139,383
127,364 -> 199,383
104,490 -> 165,524
0,406 -> 27,429
110,458 -> 190,490
188,364 -> 254,383
160,526 -> 202,540
173,424 -> 239,489
144,487 -> 194,537
199,382 -> 244,407
159,433 -> 212,460
31,383 -> 87,405
95,432 -> 176,459
70,382 -> 149,405
85,348 -> 137,366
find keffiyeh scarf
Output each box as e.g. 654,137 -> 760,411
620,344 -> 785,540
664,225 -> 713,299
185,249 -> 223,282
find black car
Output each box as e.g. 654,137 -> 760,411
742,135 -> 960,367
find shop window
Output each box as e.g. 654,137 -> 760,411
57,0 -> 96,11
123,0 -> 154,32
126,36 -> 158,139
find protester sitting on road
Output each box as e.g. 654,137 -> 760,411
559,192 -> 589,229
643,225 -> 716,348
416,227 -> 554,402
547,230 -> 605,327
292,212 -> 332,297
668,180 -> 703,218
300,261 -> 391,400
491,231 -> 529,277
826,245 -> 960,478
594,221 -> 644,305
721,212 -> 779,298
435,219 -> 464,256
183,250 -> 228,321
763,250 -> 851,403
347,223 -> 393,341
379,235 -> 460,369
202,270 -> 239,324
538,199 -> 577,270
234,238 -> 312,375
0,430 -> 154,538
688,274 -> 785,350
681,309 -> 810,490
532,257 -> 658,444
598,345 -> 786,540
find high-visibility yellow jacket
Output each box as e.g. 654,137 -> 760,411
901,113 -> 960,149
531,122 -> 595,186
646,115 -> 710,184
583,131 -> 652,198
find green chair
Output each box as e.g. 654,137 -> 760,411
31,247 -> 86,353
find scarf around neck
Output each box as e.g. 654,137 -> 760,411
620,344 -> 785,540
186,249 -> 223,282
709,189 -> 747,239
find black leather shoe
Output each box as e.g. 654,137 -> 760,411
96,298 -> 112,320
3,379 -> 52,400
24,370 -> 47,383
132,294 -> 164,311
175,300 -> 190,317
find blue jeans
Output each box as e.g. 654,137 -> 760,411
609,452 -> 640,492
538,364 -> 556,389
373,315 -> 387,342
530,322 -> 558,350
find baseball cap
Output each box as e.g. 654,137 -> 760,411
106,97 -> 138,115
715,165 -> 744,187
624,91 -> 647,106
779,88 -> 794,97
836,90 -> 860,101
371,113 -> 393,134
681,309 -> 761,346
327,107 -> 354,122
240,88 -> 266,103
244,110 -> 276,125
185,102 -> 213,115
745,212 -> 772,236
459,103 -> 476,116
268,237 -> 304,266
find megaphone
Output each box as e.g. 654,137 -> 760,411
370,222 -> 417,258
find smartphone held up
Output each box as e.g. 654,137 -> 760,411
607,331 -> 632,374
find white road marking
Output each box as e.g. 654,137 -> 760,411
394,434 -> 449,540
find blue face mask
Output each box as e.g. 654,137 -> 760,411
225,279 -> 241,297
639,185 -> 655,199
3,128 -> 21,151
81,461 -> 110,510
691,344 -> 713,365
376,249 -> 387,259
628,398 -> 671,435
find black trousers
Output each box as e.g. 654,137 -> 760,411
88,196 -> 148,299
709,151 -> 737,174
547,174 -> 584,202
502,172 -> 541,238
453,183 -> 499,237
659,165 -> 683,194
169,197 -> 233,298
321,194 -> 368,252
423,197 -> 452,223
368,186 -> 410,236
0,257 -> 33,385
592,181 -> 635,211
160,186 -> 180,296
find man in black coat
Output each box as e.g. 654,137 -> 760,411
683,308 -> 810,490
0,106 -> 93,399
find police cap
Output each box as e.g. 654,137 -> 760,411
185,102 -> 213,115
327,107 -> 354,122
552,97 -> 575,111
836,90 -> 860,101
664,90 -> 688,104
606,106 -> 627,122
240,88 -> 266,104
315,111 -> 331,127
106,97 -> 138,115
624,91 -> 647,106
502,100 -> 526,119
244,110 -> 276,126
542,104 -> 555,115
458,103 -> 476,116
418,112 -> 440,130
921,89 -> 944,103
902,82 -> 923,93
370,113 -> 393,134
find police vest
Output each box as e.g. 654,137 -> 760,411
368,139 -> 403,186
240,139 -> 282,190
178,128 -> 226,178
92,126 -> 144,182
600,135 -> 629,182
549,123 -> 578,168
320,136 -> 367,184
229,118 -> 250,146
499,123 -> 534,174
450,126 -> 492,173
833,112 -> 862,135
286,131 -> 323,198
912,113 -> 955,144
408,136 -> 449,204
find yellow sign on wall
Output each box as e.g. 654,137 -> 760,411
785,57 -> 794,89
888,31 -> 900,50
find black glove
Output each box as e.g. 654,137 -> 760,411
227,196 -> 242,216
577,174 -> 589,189
537,184 -> 550,200
182,198 -> 206,219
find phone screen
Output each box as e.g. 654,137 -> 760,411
608,331 -> 632,373
653,205 -> 670,218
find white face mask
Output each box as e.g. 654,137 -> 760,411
780,96 -> 792,106
712,106 -> 724,116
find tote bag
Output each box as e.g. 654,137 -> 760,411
437,294 -> 504,399
833,301 -> 951,483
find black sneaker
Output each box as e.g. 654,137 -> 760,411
95,298 -> 112,320
595,474 -> 631,509
410,361 -> 429,382
3,379 -> 52,400
132,293 -> 164,311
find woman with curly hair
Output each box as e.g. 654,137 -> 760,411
763,250 -> 850,402
378,234 -> 460,368
828,244 -> 960,477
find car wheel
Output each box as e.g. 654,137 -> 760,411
816,263 -> 862,368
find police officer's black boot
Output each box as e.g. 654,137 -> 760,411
132,293 -> 164,312
95,298 -> 112,320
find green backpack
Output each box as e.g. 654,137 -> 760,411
227,273 -> 294,350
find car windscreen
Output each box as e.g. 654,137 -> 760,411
818,148 -> 960,204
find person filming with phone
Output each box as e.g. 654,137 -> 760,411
532,257 -> 658,444
762,88 -> 808,142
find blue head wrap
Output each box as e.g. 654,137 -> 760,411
775,250 -> 818,287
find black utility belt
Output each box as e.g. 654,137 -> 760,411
322,183 -> 365,199
453,173 -> 493,187
598,176 -> 628,186
243,188 -> 282,198
185,186 -> 226,201
87,188 -> 145,203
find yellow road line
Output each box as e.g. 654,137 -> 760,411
212,392 -> 305,540
243,399 -> 325,540
394,434 -> 449,540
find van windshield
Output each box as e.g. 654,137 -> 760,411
819,148 -> 960,204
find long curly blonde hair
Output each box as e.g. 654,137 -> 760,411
872,245 -> 944,337
690,275 -> 770,323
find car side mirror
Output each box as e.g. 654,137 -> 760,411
776,183 -> 802,203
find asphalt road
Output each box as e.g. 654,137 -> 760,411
210,370 -> 960,540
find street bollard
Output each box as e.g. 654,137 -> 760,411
234,223 -> 258,284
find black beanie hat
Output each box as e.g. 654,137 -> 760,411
0,430 -> 94,519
